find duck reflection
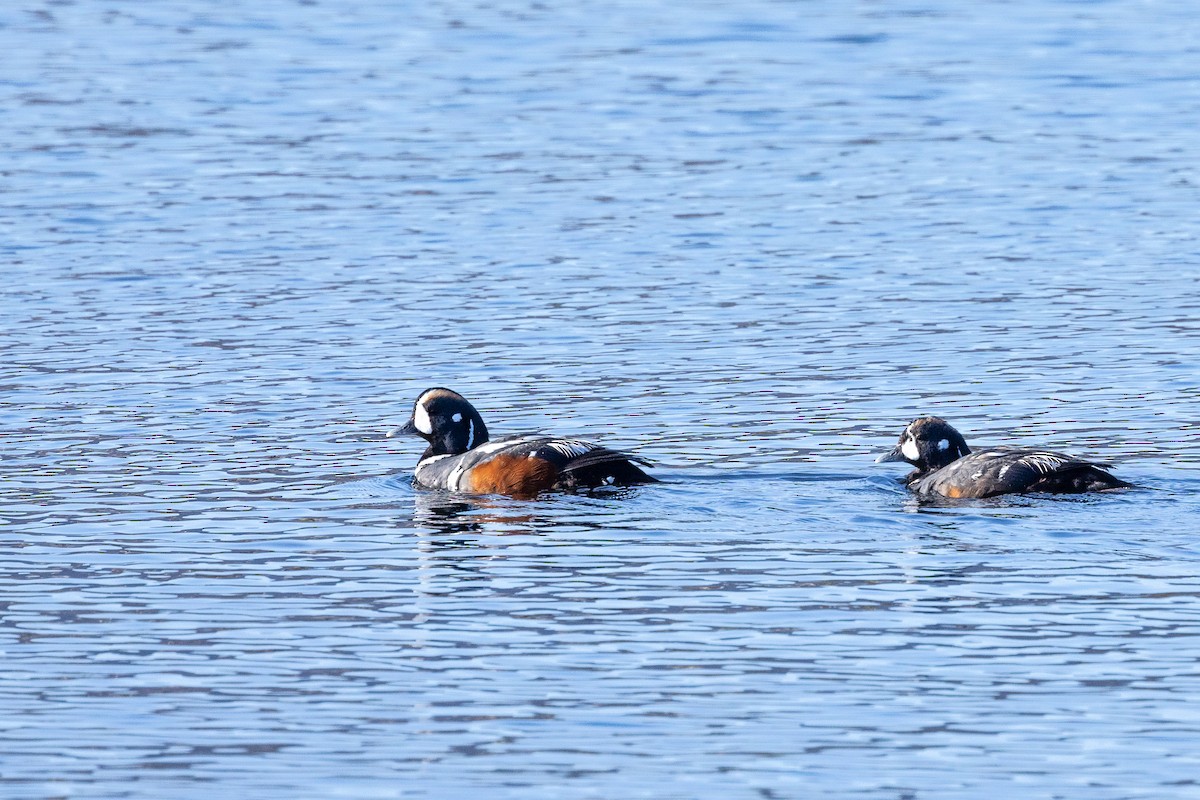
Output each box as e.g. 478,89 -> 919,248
409,484 -> 642,539
411,491 -> 541,536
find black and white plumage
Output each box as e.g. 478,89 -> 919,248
876,416 -> 1131,499
391,388 -> 657,498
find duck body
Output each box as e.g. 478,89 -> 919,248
394,388 -> 656,499
877,416 -> 1130,499
905,447 -> 1131,499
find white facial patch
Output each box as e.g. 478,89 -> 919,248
937,439 -> 950,452
413,401 -> 433,435
901,437 -> 921,461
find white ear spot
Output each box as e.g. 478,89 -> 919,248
937,439 -> 950,451
901,437 -> 920,461
452,412 -> 463,423
413,402 -> 433,435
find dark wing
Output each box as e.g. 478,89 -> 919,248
1016,450 -> 1130,493
916,448 -> 1128,498
528,438 -> 657,489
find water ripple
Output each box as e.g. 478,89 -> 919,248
3,0 -> 1200,797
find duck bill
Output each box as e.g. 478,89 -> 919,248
875,446 -> 906,464
388,418 -> 419,438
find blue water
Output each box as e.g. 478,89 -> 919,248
3,1 -> 1200,797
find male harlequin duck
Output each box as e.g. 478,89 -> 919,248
876,416 -> 1131,499
391,387 -> 657,498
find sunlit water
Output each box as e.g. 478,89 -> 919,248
3,1 -> 1200,797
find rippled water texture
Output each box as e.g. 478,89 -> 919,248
4,1 -> 1200,797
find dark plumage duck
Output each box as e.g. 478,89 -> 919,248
391,388 -> 657,498
876,416 -> 1130,498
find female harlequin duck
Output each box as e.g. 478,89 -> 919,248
391,388 -> 657,498
876,416 -> 1131,499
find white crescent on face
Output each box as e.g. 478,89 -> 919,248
413,400 -> 433,434
901,437 -> 921,461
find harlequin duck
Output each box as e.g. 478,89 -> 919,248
876,416 -> 1131,498
391,388 -> 657,498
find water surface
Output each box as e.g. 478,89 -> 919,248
3,1 -> 1200,797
